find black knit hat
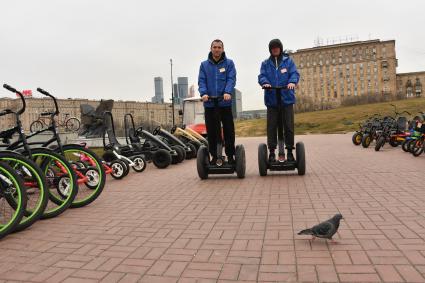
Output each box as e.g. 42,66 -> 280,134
269,38 -> 283,54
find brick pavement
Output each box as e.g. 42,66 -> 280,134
1,134 -> 425,282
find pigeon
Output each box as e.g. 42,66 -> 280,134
298,214 -> 343,242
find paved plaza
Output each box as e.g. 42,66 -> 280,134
1,134 -> 425,283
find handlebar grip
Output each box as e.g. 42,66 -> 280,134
36,87 -> 49,95
3,84 -> 17,93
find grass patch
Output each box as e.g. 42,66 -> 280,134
236,97 -> 425,136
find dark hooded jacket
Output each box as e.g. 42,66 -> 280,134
258,39 -> 300,107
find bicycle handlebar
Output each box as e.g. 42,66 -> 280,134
2,84 -> 26,115
36,87 -> 59,115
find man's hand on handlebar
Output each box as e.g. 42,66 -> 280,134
202,94 -> 209,102
262,84 -> 271,89
223,93 -> 232,101
287,83 -> 296,90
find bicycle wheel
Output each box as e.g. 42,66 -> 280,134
57,145 -> 106,208
30,148 -> 78,219
0,151 -> 48,232
66,118 -> 81,132
30,120 -> 44,133
0,162 -> 27,239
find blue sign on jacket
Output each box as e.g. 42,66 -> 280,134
258,55 -> 300,107
198,52 -> 236,108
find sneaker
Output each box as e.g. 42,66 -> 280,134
278,152 -> 285,162
287,150 -> 295,162
268,151 -> 276,163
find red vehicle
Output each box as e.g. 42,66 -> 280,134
181,97 -> 207,137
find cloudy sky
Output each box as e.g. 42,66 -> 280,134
1,0 -> 424,110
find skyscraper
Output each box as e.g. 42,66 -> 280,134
173,83 -> 180,105
177,77 -> 189,105
152,77 -> 164,103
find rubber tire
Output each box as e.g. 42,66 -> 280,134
408,139 -> 416,153
32,148 -> 78,219
110,160 -> 127,179
197,146 -> 209,180
187,143 -> 197,159
0,162 -> 27,240
235,145 -> 246,179
59,145 -> 106,209
296,142 -> 306,176
412,140 -> 424,157
121,159 -> 131,177
171,146 -> 184,164
389,138 -> 399,147
0,151 -> 48,232
402,139 -> 410,152
258,143 -> 268,176
152,149 -> 171,169
352,132 -> 363,146
131,156 -> 147,173
176,145 -> 186,161
361,134 -> 372,148
375,136 -> 385,151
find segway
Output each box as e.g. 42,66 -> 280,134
197,97 -> 246,179
258,86 -> 306,176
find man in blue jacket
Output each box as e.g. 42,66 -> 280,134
198,39 -> 237,164
258,39 -> 300,162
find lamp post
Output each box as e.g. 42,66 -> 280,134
170,59 -> 175,126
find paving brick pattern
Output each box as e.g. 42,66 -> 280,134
1,134 -> 425,282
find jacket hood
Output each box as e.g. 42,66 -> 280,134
269,39 -> 283,54
208,51 -> 226,64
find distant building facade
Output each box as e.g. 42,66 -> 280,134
396,71 -> 424,98
291,39 -> 398,108
151,77 -> 164,103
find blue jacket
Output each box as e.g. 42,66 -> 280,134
258,55 -> 300,107
198,52 -> 236,108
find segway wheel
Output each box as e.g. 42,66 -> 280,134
235,144 -> 246,179
258,143 -> 268,176
197,146 -> 209,180
153,149 -> 171,169
187,143 -> 197,159
110,160 -> 127,180
131,156 -> 147,172
296,142 -> 306,176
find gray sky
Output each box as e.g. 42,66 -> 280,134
1,0 -> 424,110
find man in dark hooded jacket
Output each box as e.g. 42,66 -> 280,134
258,39 -> 300,162
198,39 -> 237,164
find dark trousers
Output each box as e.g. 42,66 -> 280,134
267,104 -> 294,152
204,107 -> 235,158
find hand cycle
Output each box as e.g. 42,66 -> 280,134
196,96 -> 246,179
0,84 -> 77,219
257,85 -> 306,176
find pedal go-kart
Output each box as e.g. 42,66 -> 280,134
197,97 -> 246,180
152,126 -> 193,160
257,86 -> 306,176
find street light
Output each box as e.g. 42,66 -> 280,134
170,58 -> 175,126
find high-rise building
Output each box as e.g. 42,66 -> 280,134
151,77 -> 164,103
173,83 -> 180,105
177,77 -> 189,105
291,39 -> 397,108
231,88 -> 242,119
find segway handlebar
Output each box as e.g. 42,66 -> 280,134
262,85 -> 288,90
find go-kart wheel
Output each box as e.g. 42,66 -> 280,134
152,126 -> 161,136
110,160 -> 127,180
258,143 -> 268,176
152,149 -> 171,169
235,145 -> 246,179
296,142 -> 306,176
375,136 -> 385,151
389,138 -> 399,147
197,146 -> 209,180
352,132 -> 363,146
131,156 -> 147,172
361,134 -> 372,148
187,143 -> 197,159
402,139 -> 410,152
121,159 -> 131,177
171,146 -> 184,164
